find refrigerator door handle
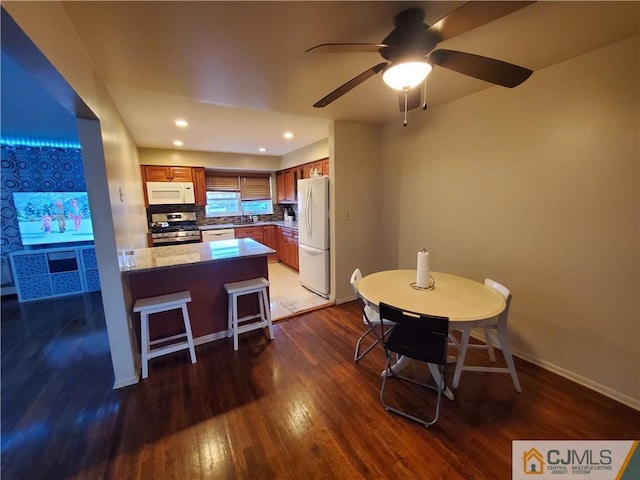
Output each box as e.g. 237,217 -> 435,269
305,186 -> 312,238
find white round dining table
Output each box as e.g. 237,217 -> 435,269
357,270 -> 506,400
357,270 -> 505,323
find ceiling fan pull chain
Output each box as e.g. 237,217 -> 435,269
422,78 -> 427,110
403,89 -> 408,127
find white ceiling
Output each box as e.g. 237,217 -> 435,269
2,1 -> 638,156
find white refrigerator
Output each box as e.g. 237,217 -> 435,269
297,176 -> 330,298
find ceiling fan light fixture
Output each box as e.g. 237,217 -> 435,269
383,61 -> 432,91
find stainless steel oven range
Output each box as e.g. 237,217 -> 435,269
149,212 -> 201,247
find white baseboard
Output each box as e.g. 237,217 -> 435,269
194,330 -> 229,346
335,294 -> 357,305
112,331 -> 228,389
466,330 -> 639,410
511,347 -> 639,411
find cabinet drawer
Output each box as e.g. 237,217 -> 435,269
279,227 -> 297,242
235,226 -> 264,238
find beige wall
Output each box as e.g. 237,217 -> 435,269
379,36 -> 639,407
281,138 -> 329,170
139,147 -> 280,172
331,122 -> 382,303
4,2 -> 146,387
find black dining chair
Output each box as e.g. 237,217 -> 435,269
378,302 -> 449,427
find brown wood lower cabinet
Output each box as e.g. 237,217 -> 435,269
277,226 -> 298,271
262,225 -> 278,263
225,224 -> 297,269
235,225 -> 278,263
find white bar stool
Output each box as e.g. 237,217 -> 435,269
224,277 -> 274,351
133,290 -> 197,379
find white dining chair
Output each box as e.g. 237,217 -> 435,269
451,278 -> 521,392
350,268 -> 384,362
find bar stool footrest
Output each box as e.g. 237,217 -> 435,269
147,340 -> 192,360
237,321 -> 270,335
149,333 -> 188,346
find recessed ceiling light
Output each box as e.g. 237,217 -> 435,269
284,132 -> 294,139
173,140 -> 184,147
258,147 -> 267,153
175,119 -> 188,127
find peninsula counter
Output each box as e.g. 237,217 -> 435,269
121,239 -> 275,344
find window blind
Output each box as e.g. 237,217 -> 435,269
241,176 -> 271,200
205,175 -> 240,191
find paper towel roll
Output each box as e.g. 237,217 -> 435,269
416,249 -> 430,288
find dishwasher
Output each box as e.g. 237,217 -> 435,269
201,228 -> 235,242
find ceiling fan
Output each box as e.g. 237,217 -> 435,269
307,1 -> 534,123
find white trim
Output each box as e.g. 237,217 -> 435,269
194,330 -> 229,346
468,329 -> 639,410
468,330 -> 639,410
510,347 -> 640,411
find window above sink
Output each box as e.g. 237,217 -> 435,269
204,172 -> 274,218
204,192 -> 273,218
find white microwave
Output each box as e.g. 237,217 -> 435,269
146,182 -> 196,205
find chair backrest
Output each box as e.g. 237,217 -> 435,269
350,268 -> 363,298
485,278 -> 512,322
379,302 -> 449,364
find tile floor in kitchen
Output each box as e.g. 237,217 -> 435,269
268,262 -> 332,320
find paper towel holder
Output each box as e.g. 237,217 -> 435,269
410,276 -> 435,291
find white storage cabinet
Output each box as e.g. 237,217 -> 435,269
9,246 -> 100,302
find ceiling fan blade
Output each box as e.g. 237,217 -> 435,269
306,43 -> 387,54
428,1 -> 535,42
398,88 -> 422,112
313,62 -> 388,108
430,49 -> 532,88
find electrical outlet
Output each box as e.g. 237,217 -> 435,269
345,210 -> 351,220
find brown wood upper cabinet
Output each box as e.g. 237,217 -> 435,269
142,165 -> 193,182
276,169 -> 297,204
141,165 -> 205,206
276,158 -> 328,205
192,167 -> 206,206
299,158 -> 329,180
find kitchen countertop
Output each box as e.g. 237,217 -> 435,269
121,238 -> 275,273
198,220 -> 298,231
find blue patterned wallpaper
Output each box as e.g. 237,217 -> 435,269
1,144 -> 86,254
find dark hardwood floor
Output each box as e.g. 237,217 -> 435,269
2,292 -> 639,479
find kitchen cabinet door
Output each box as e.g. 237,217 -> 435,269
322,159 -> 329,177
312,161 -> 324,177
283,169 -> 296,203
276,168 -> 297,204
142,165 -> 193,182
276,171 -> 285,203
277,226 -> 298,271
192,167 -> 206,206
263,225 -> 278,263
168,167 -> 193,181
302,164 -> 313,180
